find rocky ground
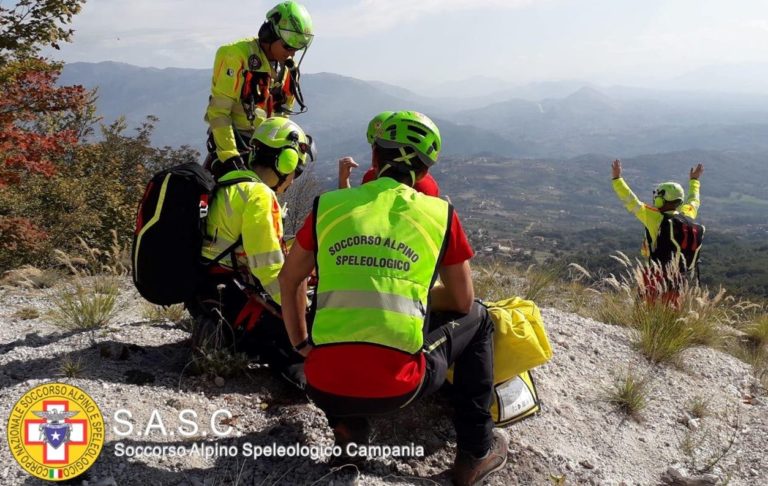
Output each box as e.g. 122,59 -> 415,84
0,277 -> 766,485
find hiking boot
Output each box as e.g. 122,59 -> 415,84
452,431 -> 509,486
329,418 -> 371,466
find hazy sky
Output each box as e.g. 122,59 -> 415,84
44,0 -> 768,88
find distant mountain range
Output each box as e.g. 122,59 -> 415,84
60,61 -> 768,163
58,62 -> 768,295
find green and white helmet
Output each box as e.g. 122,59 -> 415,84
653,181 -> 685,207
250,116 -> 315,175
374,111 -> 442,167
267,1 -> 314,50
366,111 -> 394,145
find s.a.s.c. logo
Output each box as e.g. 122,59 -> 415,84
7,383 -> 104,481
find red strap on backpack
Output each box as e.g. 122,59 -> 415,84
135,181 -> 155,234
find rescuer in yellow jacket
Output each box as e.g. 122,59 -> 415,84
188,117 -> 315,388
611,159 -> 703,259
611,159 -> 705,301
204,1 -> 313,177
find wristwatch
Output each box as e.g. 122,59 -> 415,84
293,337 -> 310,353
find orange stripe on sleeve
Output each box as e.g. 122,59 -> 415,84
234,62 -> 244,92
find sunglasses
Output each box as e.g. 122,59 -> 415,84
278,28 -> 313,51
282,40 -> 301,51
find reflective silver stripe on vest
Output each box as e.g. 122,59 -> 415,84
206,237 -> 282,267
247,250 -> 284,268
231,103 -> 247,116
209,95 -> 235,110
208,116 -> 232,129
316,291 -> 425,318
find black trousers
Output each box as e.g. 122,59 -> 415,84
323,301 -> 495,457
185,274 -> 302,373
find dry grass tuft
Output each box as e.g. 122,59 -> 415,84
58,355 -> 87,378
631,297 -> 724,364
186,288 -> 249,379
473,260 -> 564,304
604,368 -> 649,421
580,255 -> 736,364
13,307 -> 40,320
1,265 -> 64,289
687,395 -> 711,419
473,260 -> 523,302
54,230 -> 130,278
142,303 -> 187,322
743,314 -> 768,350
522,263 -> 563,301
49,277 -> 119,332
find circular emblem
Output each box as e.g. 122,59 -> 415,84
248,54 -> 262,71
6,383 -> 105,482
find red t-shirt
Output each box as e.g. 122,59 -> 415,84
296,196 -> 473,399
361,167 -> 440,197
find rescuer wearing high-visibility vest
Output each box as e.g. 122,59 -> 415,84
204,1 -> 313,178
338,111 -> 441,196
279,112 -> 508,486
611,159 -> 705,304
188,116 -> 316,388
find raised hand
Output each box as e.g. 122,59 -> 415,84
689,163 -> 704,180
338,156 -> 360,189
611,159 -> 622,179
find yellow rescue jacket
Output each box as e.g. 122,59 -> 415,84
205,37 -> 295,162
200,170 -> 285,303
612,177 -> 700,258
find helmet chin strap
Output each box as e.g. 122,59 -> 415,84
270,166 -> 290,191
293,37 -> 312,70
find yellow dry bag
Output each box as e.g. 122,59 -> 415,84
448,297 -> 552,425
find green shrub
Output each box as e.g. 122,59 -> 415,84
189,348 -> 250,379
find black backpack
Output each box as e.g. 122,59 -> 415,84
648,213 -> 705,273
132,162 -> 251,305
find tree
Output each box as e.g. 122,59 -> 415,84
0,57 -> 88,186
0,0 -> 202,271
0,116 -> 199,270
0,0 -> 90,267
0,0 -> 85,62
